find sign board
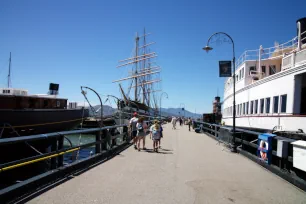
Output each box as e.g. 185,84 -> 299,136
219,61 -> 232,77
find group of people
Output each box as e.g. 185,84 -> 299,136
171,116 -> 192,131
129,112 -> 163,152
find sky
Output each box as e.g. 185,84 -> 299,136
0,0 -> 305,113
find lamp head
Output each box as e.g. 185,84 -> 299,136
203,45 -> 213,53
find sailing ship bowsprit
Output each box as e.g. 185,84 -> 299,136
113,30 -> 162,118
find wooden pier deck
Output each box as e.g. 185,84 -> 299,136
28,123 -> 306,204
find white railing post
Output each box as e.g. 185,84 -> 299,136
297,21 -> 301,51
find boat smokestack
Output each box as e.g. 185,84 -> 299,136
49,83 -> 59,95
297,17 -> 306,50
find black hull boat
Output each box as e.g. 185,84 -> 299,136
0,108 -> 89,138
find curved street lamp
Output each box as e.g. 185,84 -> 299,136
180,103 -> 185,118
81,86 -> 103,127
160,92 -> 169,120
203,32 -> 237,153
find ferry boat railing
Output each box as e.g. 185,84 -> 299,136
194,121 -> 306,191
235,36 -> 299,69
0,124 -> 130,202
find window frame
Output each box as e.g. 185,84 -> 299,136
250,101 -> 254,114
265,97 -> 270,114
280,94 -> 287,113
260,98 -> 264,114
273,96 -> 279,113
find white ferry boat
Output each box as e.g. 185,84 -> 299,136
222,18 -> 306,133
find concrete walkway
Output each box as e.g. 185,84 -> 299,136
28,124 -> 306,204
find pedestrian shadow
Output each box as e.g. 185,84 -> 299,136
142,148 -> 173,154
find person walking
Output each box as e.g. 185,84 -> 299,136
150,120 -> 160,152
179,117 -> 182,126
171,116 -> 176,129
129,112 -> 138,149
188,117 -> 192,131
158,121 -> 163,148
136,117 -> 147,151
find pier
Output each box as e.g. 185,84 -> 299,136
24,123 -> 306,204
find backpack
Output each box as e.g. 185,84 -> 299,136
152,128 -> 159,137
137,123 -> 144,133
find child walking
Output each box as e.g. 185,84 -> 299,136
150,120 -> 160,152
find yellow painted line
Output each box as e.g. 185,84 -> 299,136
0,118 -> 84,129
0,147 -> 80,173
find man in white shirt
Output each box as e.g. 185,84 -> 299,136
129,112 -> 139,149
171,116 -> 176,129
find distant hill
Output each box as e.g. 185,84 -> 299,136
160,108 -> 201,118
87,105 -> 116,117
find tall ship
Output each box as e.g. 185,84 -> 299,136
222,18 -> 306,135
0,53 -> 89,138
113,29 -> 162,119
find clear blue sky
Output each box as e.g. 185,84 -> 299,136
0,0 -> 305,113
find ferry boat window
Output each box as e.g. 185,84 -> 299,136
246,102 -> 249,114
242,68 -> 244,78
249,66 -> 256,75
240,104 -> 242,115
269,65 -> 276,75
262,66 -> 266,74
243,103 -> 245,115
239,70 -> 242,80
255,100 -> 258,114
281,94 -> 287,113
273,96 -> 279,113
265,98 -> 270,113
236,75 -> 238,82
250,101 -> 254,114
260,99 -> 264,113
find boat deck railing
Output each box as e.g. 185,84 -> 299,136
235,31 -> 306,68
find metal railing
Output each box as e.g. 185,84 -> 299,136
0,124 -> 130,202
193,121 -> 306,191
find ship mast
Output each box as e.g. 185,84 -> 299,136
8,52 -> 11,88
135,33 -> 139,102
114,29 -> 161,110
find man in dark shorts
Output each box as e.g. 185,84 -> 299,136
129,112 -> 139,149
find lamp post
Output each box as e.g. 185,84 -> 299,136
160,92 -> 168,120
81,86 -> 103,127
180,103 -> 185,118
203,32 -> 237,153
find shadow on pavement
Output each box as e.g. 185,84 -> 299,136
141,148 -> 173,154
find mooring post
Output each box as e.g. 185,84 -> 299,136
57,135 -> 64,167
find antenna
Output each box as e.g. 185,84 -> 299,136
8,52 -> 11,88
217,88 -> 219,97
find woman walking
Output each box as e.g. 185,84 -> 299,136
136,117 -> 147,151
150,120 -> 160,152
158,121 -> 163,148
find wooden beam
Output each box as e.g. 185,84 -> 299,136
112,71 -> 161,83
116,55 -> 157,68
118,52 -> 156,63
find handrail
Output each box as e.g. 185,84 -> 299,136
0,124 -> 128,172
0,124 -> 127,146
235,36 -> 298,69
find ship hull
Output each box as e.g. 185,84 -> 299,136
0,108 -> 89,137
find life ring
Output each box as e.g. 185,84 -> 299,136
259,140 -> 268,160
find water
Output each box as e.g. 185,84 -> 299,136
63,134 -> 96,164
63,132 -> 125,164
